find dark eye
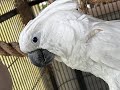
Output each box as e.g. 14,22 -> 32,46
32,37 -> 38,43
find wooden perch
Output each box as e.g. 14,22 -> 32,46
0,41 -> 26,57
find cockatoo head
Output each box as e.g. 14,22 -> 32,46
19,19 -> 55,67
19,0 -> 78,67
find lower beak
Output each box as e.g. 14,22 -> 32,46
28,49 -> 55,67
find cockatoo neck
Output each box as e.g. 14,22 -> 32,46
48,14 -> 103,70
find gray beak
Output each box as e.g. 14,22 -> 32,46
28,49 -> 55,67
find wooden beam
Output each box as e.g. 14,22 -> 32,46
0,9 -> 17,23
0,0 -> 47,23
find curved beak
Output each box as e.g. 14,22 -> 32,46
28,49 -> 55,67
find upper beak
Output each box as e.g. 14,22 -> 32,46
28,49 -> 55,67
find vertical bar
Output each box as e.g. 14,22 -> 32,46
103,4 -> 109,20
56,62 -> 66,90
75,70 -> 87,90
84,73 -> 93,90
47,65 -> 58,90
52,61 -> 61,87
61,63 -> 72,90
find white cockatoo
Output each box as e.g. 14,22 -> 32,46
19,0 -> 120,90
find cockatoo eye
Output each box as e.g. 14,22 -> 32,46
32,37 -> 38,43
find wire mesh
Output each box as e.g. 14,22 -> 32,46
82,72 -> 109,90
0,0 -> 15,15
52,61 -> 80,90
30,1 -> 48,17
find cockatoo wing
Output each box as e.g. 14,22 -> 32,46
88,21 -> 120,70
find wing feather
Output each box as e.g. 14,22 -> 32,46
88,22 -> 120,70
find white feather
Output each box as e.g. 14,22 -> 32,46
19,0 -> 120,90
